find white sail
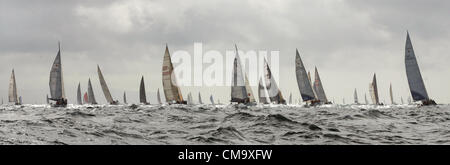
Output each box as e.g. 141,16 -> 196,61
401,97 -> 404,104
264,59 -> 285,104
369,74 -> 379,105
198,92 -> 203,104
76,83 -> 82,105
123,91 -> 127,104
295,49 -> 316,102
231,45 -> 249,103
364,93 -> 368,105
157,88 -> 162,104
8,69 -> 18,104
210,95 -> 215,105
289,93 -> 292,105
162,45 -> 184,104
389,83 -> 394,104
187,92 -> 193,105
97,65 -> 115,104
354,89 -> 358,104
313,67 -> 328,103
49,42 -> 65,100
405,32 -> 430,102
87,78 -> 97,104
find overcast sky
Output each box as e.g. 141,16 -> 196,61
1,0 -> 449,104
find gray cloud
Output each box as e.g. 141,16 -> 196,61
0,0 -> 449,104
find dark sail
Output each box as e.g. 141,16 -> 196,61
139,76 -> 148,104
405,32 -> 429,101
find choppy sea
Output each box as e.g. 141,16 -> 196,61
0,104 -> 449,145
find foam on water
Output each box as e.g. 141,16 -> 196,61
0,104 -> 448,144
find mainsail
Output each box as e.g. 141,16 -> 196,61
364,93 -> 368,105
263,59 -> 286,104
313,67 -> 328,103
97,65 -> 115,104
405,32 -> 429,102
389,83 -> 394,104
157,88 -> 162,104
87,78 -> 97,104
123,91 -> 127,104
162,45 -> 184,104
354,89 -> 358,104
295,49 -> 316,102
8,69 -> 18,104
231,45 -> 250,103
139,76 -> 148,104
49,42 -> 65,101
76,83 -> 82,105
198,92 -> 203,104
289,93 -> 292,105
369,74 -> 379,105
258,78 -> 269,104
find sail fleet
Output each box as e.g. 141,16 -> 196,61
3,32 -> 437,106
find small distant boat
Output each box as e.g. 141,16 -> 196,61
289,93 -> 292,105
19,96 -> 22,105
46,94 -> 49,104
369,73 -> 380,105
97,65 -> 118,105
76,82 -> 82,105
198,92 -> 203,104
364,93 -> 368,105
230,45 -> 256,105
157,88 -> 162,104
123,91 -> 127,104
295,49 -> 319,105
313,67 -> 329,104
408,96 -> 412,104
87,78 -> 97,104
139,76 -> 149,105
389,83 -> 395,105
401,97 -> 404,104
354,89 -> 359,104
83,92 -> 88,104
187,92 -> 193,105
48,42 -> 67,107
162,45 -> 186,104
258,78 -> 269,104
263,59 -> 286,104
9,69 -> 20,105
404,32 -> 436,105
210,95 -> 215,105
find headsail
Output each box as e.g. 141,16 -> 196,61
97,65 -> 115,104
8,69 -> 18,104
295,49 -> 316,102
263,59 -> 286,104
87,78 -> 97,104
76,83 -> 82,105
405,32 -> 430,102
389,83 -> 394,104
244,75 -> 256,103
49,42 -> 65,101
354,89 -> 358,104
162,45 -> 184,104
157,88 -> 162,104
139,76 -> 148,104
258,78 -> 269,104
313,67 -> 328,103
231,45 -> 249,103
123,91 -> 127,104
369,74 -> 379,105
198,92 -> 203,104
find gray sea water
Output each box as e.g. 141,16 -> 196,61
0,104 -> 449,145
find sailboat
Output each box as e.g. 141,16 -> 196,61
198,92 -> 203,104
354,89 -> 359,104
87,78 -> 97,104
364,93 -> 368,105
258,78 -> 269,104
263,59 -> 286,104
162,45 -> 186,104
9,69 -> 20,105
187,92 -> 193,105
97,65 -> 118,105
83,92 -> 88,104
389,83 -> 395,105
19,96 -> 22,105
230,45 -> 256,105
295,49 -> 319,105
48,42 -> 67,107
313,67 -> 329,104
139,76 -> 149,105
289,93 -> 292,105
210,95 -> 215,105
46,95 -> 50,104
404,32 -> 436,105
401,97 -> 404,105
308,71 -> 318,100
369,73 -> 380,105
76,83 -> 82,105
157,88 -> 162,104
123,91 -> 127,104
